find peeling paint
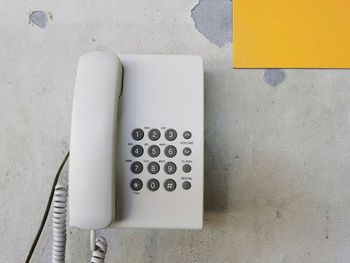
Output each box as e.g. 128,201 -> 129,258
263,69 -> 286,87
29,11 -> 48,28
191,0 -> 232,47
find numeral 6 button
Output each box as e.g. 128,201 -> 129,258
164,145 -> 177,158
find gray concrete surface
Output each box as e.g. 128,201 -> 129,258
1,0 -> 350,262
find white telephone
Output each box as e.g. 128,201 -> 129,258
69,51 -> 204,230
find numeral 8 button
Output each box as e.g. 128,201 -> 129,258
148,162 -> 160,174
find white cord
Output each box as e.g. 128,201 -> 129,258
90,236 -> 108,263
52,184 -> 67,263
51,184 -> 107,262
90,230 -> 96,252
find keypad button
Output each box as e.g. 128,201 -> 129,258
165,129 -> 177,141
132,129 -> 144,141
131,145 -> 144,157
164,162 -> 177,174
131,161 -> 143,174
183,131 -> 192,140
182,181 -> 191,190
148,145 -> 160,158
183,147 -> 192,156
164,179 -> 176,192
164,145 -> 177,158
148,129 -> 161,141
130,178 -> 143,191
148,162 -> 160,174
147,179 -> 160,191
182,164 -> 192,173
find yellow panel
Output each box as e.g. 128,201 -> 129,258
234,0 -> 350,68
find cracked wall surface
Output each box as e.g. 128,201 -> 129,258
1,0 -> 350,262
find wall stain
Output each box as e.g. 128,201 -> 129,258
191,0 -> 232,47
29,11 -> 49,28
263,69 -> 286,87
144,231 -> 159,262
276,210 -> 282,219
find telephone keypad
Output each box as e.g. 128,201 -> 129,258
131,161 -> 143,174
148,129 -> 161,141
164,179 -> 176,191
132,129 -> 144,140
165,129 -> 177,141
164,145 -> 177,158
129,128 -> 193,192
131,145 -> 144,157
130,178 -> 143,191
147,179 -> 160,191
148,145 -> 161,158
148,162 -> 160,174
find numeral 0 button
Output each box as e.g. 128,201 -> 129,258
147,179 -> 160,191
131,161 -> 143,174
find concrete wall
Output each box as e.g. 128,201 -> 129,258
1,0 -> 350,262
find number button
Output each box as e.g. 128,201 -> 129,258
131,145 -> 144,157
164,162 -> 177,174
148,145 -> 160,158
131,161 -> 143,174
130,178 -> 143,191
183,147 -> 192,156
164,179 -> 176,192
148,129 -> 161,141
164,145 -> 177,158
148,162 -> 160,174
182,164 -> 191,173
183,131 -> 192,140
132,129 -> 144,141
147,179 -> 160,191
165,129 -> 177,141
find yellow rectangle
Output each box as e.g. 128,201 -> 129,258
234,0 -> 350,68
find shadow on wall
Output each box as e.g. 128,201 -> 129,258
203,71 -> 229,215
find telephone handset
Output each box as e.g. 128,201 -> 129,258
69,51 -> 203,230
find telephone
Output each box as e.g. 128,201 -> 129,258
69,51 -> 204,230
